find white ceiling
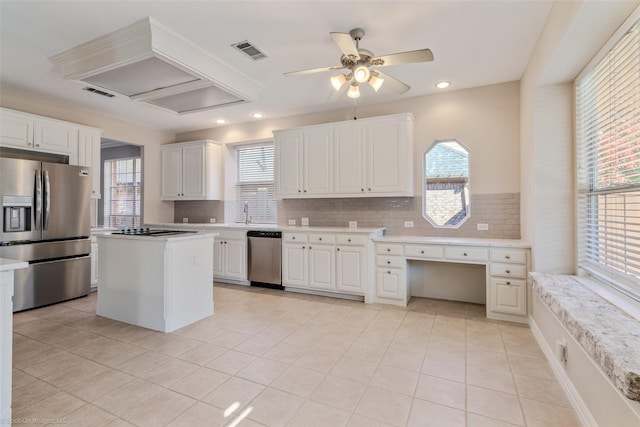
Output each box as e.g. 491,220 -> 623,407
0,0 -> 557,133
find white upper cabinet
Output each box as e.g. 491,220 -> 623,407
274,127 -> 333,197
274,113 -> 413,199
160,140 -> 222,200
78,128 -> 102,199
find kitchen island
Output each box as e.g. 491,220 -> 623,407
96,230 -> 215,332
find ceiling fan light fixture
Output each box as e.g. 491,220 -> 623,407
330,74 -> 348,91
368,73 -> 384,92
347,83 -> 360,99
353,65 -> 370,83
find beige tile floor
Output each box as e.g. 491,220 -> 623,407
12,283 -> 582,427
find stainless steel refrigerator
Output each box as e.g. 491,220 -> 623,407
0,155 -> 91,311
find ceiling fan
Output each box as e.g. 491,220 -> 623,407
284,28 -> 433,99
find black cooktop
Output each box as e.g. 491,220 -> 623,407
112,228 -> 195,237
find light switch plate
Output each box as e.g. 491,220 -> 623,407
477,223 -> 489,230
182,217 -> 188,223
301,217 -> 309,226
349,221 -> 357,229
404,221 -> 414,228
288,219 -> 296,226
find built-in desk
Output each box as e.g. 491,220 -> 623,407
373,236 -> 531,323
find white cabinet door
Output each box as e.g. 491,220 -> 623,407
213,240 -> 225,277
283,243 -> 307,287
225,239 -> 247,280
308,244 -> 335,290
368,118 -> 404,194
336,246 -> 366,294
334,124 -> 366,194
275,131 -> 303,197
90,241 -> 99,287
34,119 -> 77,154
181,144 -> 206,199
78,129 -> 102,199
490,278 -> 526,315
303,128 -> 333,195
376,267 -> 405,301
0,110 -> 33,148
161,146 -> 183,199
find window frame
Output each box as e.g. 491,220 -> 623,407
234,142 -> 277,224
575,10 -> 640,305
103,156 -> 142,229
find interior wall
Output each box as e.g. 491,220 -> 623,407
0,87 -> 176,224
176,82 -> 521,236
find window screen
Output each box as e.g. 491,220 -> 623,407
235,144 -> 276,223
576,17 -> 640,300
103,158 -> 141,228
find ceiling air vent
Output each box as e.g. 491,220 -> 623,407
232,40 -> 268,61
83,87 -> 115,98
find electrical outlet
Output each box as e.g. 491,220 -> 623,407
209,218 -> 216,223
404,221 -> 414,228
301,217 -> 309,226
288,219 -> 296,226
477,223 -> 489,231
349,221 -> 357,229
182,217 -> 188,223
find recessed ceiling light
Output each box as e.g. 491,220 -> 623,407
214,118 -> 227,124
435,81 -> 451,89
252,112 -> 264,119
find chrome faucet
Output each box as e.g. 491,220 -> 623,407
243,202 -> 250,224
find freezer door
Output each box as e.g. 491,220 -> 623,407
0,157 -> 41,242
42,162 -> 91,240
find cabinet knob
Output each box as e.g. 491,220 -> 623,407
319,237 -> 322,241
387,261 -> 391,264
506,281 -> 512,285
302,246 -> 305,249
309,246 -> 312,249
387,270 -> 391,274
298,190 -> 301,192
347,238 -> 351,242
506,270 -> 511,274
304,189 -> 307,192
337,248 -> 340,251
506,255 -> 511,260
463,252 -> 468,256
35,143 -> 40,147
387,248 -> 391,252
420,250 -> 424,254
368,188 -> 371,191
361,188 -> 365,192
292,236 -> 295,240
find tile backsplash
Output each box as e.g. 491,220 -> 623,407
174,193 -> 520,239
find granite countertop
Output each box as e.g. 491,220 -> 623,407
146,223 -> 386,234
97,230 -> 217,242
374,235 -> 531,248
530,272 -> 640,401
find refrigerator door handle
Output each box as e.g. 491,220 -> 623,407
34,169 -> 42,230
43,170 -> 51,230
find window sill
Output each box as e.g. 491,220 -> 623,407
575,274 -> 640,322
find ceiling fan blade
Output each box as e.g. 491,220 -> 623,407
330,32 -> 360,60
372,49 -> 434,67
284,65 -> 346,76
376,71 -> 410,94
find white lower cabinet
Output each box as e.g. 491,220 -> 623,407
90,239 -> 98,288
213,231 -> 247,281
376,267 -> 406,301
490,278 -> 526,315
283,232 -> 372,297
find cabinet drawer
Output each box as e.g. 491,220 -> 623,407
308,233 -> 335,244
404,244 -> 443,260
490,263 -> 527,279
376,255 -> 405,268
445,246 -> 488,262
490,248 -> 527,264
376,243 -> 403,255
283,233 -> 308,243
336,234 -> 367,246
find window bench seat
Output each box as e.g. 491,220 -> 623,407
529,272 -> 640,402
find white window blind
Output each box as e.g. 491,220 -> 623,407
103,158 -> 141,228
576,17 -> 640,301
235,144 -> 276,223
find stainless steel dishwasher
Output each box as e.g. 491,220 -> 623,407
247,230 -> 283,289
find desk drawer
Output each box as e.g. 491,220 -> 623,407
490,248 -> 527,264
404,244 -> 443,260
490,263 -> 527,279
284,233 -> 307,243
376,255 -> 405,268
445,246 -> 488,262
376,243 -> 403,256
308,233 -> 335,244
336,234 -> 367,246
